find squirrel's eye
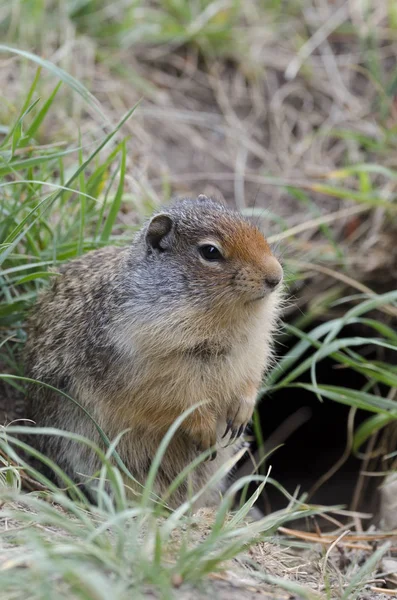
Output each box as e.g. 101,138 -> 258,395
199,244 -> 223,261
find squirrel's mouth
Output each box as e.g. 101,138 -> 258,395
246,293 -> 266,304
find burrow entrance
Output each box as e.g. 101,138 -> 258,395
235,319 -> 390,519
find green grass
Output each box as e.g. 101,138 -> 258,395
1,0 -> 397,598
0,424 -> 345,600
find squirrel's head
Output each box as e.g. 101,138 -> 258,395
140,195 -> 283,311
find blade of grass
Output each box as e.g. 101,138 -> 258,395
0,45 -> 110,123
100,139 -> 127,242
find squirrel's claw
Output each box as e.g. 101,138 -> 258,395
224,423 -> 246,447
222,420 -> 232,439
237,424 -> 245,439
209,449 -> 217,461
224,394 -> 255,446
201,447 -> 217,462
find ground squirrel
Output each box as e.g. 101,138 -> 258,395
24,195 -> 283,507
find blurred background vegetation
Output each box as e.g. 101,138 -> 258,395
0,1 -> 397,597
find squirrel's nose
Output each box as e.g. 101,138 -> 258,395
265,273 -> 282,289
263,257 -> 283,290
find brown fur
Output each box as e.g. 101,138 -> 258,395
24,196 -> 283,508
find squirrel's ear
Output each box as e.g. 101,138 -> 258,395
146,214 -> 174,251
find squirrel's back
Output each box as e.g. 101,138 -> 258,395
25,246 -> 127,387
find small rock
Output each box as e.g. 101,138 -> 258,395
171,573 -> 183,588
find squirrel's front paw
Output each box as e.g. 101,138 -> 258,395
223,393 -> 256,447
184,413 -> 218,461
193,428 -> 218,461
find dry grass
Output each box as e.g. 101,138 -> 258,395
2,2 -> 397,273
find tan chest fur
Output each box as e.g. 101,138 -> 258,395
95,292 -> 281,438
